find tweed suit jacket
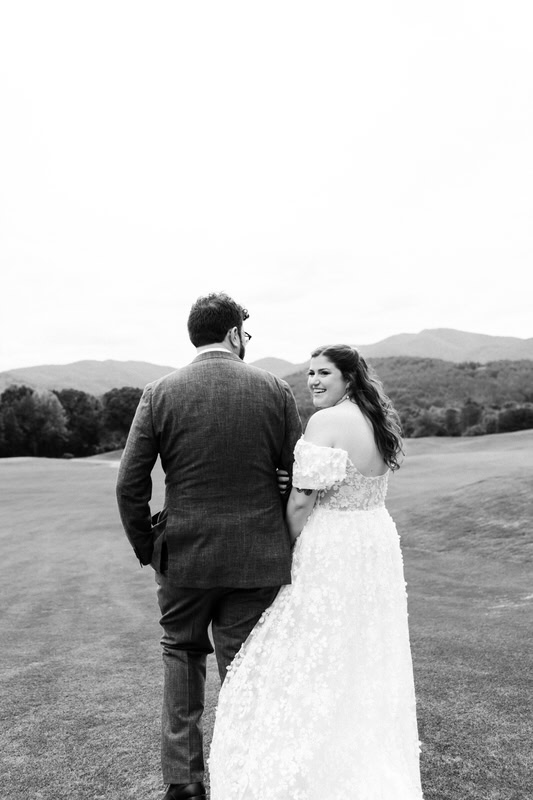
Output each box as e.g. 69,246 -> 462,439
116,351 -> 302,588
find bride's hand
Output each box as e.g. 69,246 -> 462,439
276,469 -> 290,495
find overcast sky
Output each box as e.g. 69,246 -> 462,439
1,1 -> 531,372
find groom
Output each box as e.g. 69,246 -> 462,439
116,292 -> 301,800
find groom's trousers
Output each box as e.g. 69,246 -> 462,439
155,573 -> 279,785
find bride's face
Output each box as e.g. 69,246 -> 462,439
307,355 -> 347,409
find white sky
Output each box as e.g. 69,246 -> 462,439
1,1 -> 531,372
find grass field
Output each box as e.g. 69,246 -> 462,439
1,431 -> 532,799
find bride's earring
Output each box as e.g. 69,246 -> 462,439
335,391 -> 350,406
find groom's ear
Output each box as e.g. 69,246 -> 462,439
229,326 -> 241,346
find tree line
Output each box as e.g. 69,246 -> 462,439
0,385 -> 142,458
1,356 -> 532,458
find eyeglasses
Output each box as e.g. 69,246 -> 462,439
243,331 -> 252,342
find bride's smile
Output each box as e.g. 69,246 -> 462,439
307,354 -> 348,408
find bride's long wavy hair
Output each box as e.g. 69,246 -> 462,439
311,344 -> 404,471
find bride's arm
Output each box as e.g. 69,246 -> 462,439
286,486 -> 317,545
287,410 -> 337,544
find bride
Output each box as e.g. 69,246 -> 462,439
209,344 -> 424,799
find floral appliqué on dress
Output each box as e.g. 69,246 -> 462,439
209,439 -> 424,800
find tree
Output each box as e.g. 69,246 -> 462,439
1,384 -> 34,407
0,406 -> 25,456
497,405 -> 533,433
460,399 -> 483,431
463,424 -> 486,436
54,389 -> 102,456
412,409 -> 443,438
444,407 -> 462,437
398,407 -> 417,438
23,391 -> 69,456
101,387 -> 143,447
0,386 -> 68,457
0,386 -> 35,456
482,410 -> 499,434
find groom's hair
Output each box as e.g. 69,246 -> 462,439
188,292 -> 249,346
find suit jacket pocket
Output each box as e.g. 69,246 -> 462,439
150,509 -> 168,573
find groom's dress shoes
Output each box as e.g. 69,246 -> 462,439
163,783 -> 206,800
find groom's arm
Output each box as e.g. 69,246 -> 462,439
116,384 -> 159,566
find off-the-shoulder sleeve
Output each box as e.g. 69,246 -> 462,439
292,438 -> 348,491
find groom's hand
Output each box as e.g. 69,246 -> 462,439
276,469 -> 290,495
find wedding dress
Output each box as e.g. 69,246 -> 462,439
209,438 -> 424,799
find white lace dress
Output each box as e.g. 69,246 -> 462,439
209,439 -> 424,799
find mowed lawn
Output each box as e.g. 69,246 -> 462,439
0,431 -> 532,800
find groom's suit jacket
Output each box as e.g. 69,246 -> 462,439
116,350 -> 302,588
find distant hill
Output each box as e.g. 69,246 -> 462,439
251,357 -> 308,377
0,356 -> 308,393
0,360 -> 177,395
256,330 -> 533,377
1,329 -> 531,394
357,328 -> 533,363
0,357 -> 302,394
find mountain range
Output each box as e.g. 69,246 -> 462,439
1,328 -> 532,395
0,360 -> 177,396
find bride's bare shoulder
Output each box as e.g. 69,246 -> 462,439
303,407 -> 342,447
307,402 -> 375,446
